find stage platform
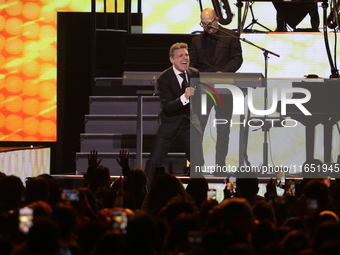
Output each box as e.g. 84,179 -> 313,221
51,173 -> 302,185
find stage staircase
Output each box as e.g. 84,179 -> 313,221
70,24 -> 194,175
75,88 -> 187,175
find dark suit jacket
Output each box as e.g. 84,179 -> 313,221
190,26 -> 243,72
156,66 -> 202,140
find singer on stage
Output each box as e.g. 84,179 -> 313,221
190,8 -> 243,168
145,42 -> 204,188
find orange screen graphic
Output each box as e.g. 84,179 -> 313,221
1,1 -> 58,141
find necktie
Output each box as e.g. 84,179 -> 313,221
179,72 -> 187,93
179,72 -> 190,117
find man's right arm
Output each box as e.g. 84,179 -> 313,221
220,36 -> 243,72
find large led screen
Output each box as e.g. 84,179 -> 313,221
0,0 -> 337,143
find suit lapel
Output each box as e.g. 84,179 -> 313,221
170,68 -> 182,95
187,68 -> 195,84
186,68 -> 191,82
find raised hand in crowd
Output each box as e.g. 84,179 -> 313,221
83,150 -> 102,187
88,149 -> 102,169
116,149 -> 130,177
265,178 -> 278,199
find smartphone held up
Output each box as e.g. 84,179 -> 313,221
19,207 -> 33,234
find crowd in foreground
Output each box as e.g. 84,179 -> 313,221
1,151 -> 340,255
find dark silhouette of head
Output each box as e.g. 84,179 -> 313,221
27,218 -> 60,255
51,202 -> 78,239
252,201 -> 276,225
0,175 -> 24,213
38,174 -> 62,206
303,179 -> 329,212
147,173 -> 190,215
186,177 -> 209,208
25,177 -> 49,204
90,229 -> 125,255
163,196 -> 198,226
236,173 -> 260,205
125,212 -> 159,255
88,166 -> 111,194
219,198 -> 255,241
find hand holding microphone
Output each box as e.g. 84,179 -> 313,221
185,86 -> 195,100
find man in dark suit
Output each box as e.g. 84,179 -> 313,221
190,8 -> 243,169
145,42 -> 204,188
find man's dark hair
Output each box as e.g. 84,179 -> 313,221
169,42 -> 188,58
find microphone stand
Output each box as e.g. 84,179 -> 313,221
208,26 -> 279,58
209,25 -> 280,167
322,0 -> 339,78
197,0 -> 203,12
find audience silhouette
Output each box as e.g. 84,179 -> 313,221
1,152 -> 340,255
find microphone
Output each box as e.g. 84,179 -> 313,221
207,25 -> 218,30
188,80 -> 196,89
187,80 -> 194,110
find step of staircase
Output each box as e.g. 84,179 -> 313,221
84,114 -> 158,134
89,96 -> 160,115
75,152 -> 187,175
80,133 -> 186,153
